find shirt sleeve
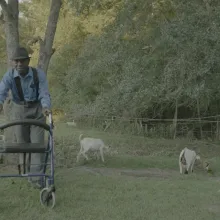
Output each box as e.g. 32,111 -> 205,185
37,69 -> 51,109
0,71 -> 12,104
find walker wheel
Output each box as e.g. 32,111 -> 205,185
40,187 -> 56,208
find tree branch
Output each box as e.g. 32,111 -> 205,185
0,33 -> 6,39
0,0 -> 9,14
27,36 -> 43,46
0,0 -> 19,20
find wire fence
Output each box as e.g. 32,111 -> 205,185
62,113 -> 220,141
1,108 -> 219,140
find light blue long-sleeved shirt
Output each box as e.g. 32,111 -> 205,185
0,67 -> 51,108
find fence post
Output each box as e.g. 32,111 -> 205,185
216,117 -> 219,140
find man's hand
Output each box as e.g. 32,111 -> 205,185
42,107 -> 51,116
0,104 -> 3,113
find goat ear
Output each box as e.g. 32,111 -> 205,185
196,155 -> 200,160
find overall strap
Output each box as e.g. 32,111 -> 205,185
31,67 -> 39,101
13,68 -> 39,101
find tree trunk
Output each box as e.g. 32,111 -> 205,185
37,0 -> 62,73
172,98 -> 178,139
0,0 -> 19,144
0,0 -> 19,67
216,117 -> 219,141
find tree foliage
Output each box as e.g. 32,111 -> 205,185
62,0 -> 220,119
1,0 -> 220,120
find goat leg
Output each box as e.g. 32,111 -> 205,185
82,151 -> 89,160
76,153 -> 81,162
100,149 -> 105,162
96,152 -> 100,160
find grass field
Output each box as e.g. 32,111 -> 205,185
1,122 -> 220,219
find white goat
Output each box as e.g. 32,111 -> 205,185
66,120 -> 77,127
76,134 -> 110,163
179,147 -> 200,174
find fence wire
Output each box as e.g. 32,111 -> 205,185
62,113 -> 220,140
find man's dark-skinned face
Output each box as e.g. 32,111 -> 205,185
13,58 -> 30,77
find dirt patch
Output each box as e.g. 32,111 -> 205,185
207,205 -> 220,214
76,166 -> 180,179
120,168 -> 178,178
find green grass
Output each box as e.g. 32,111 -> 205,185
78,154 -> 179,169
1,122 -> 220,219
0,169 -> 220,220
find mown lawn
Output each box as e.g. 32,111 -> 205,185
0,122 -> 220,219
0,168 -> 220,220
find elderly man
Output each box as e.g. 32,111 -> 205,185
0,46 -> 51,188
